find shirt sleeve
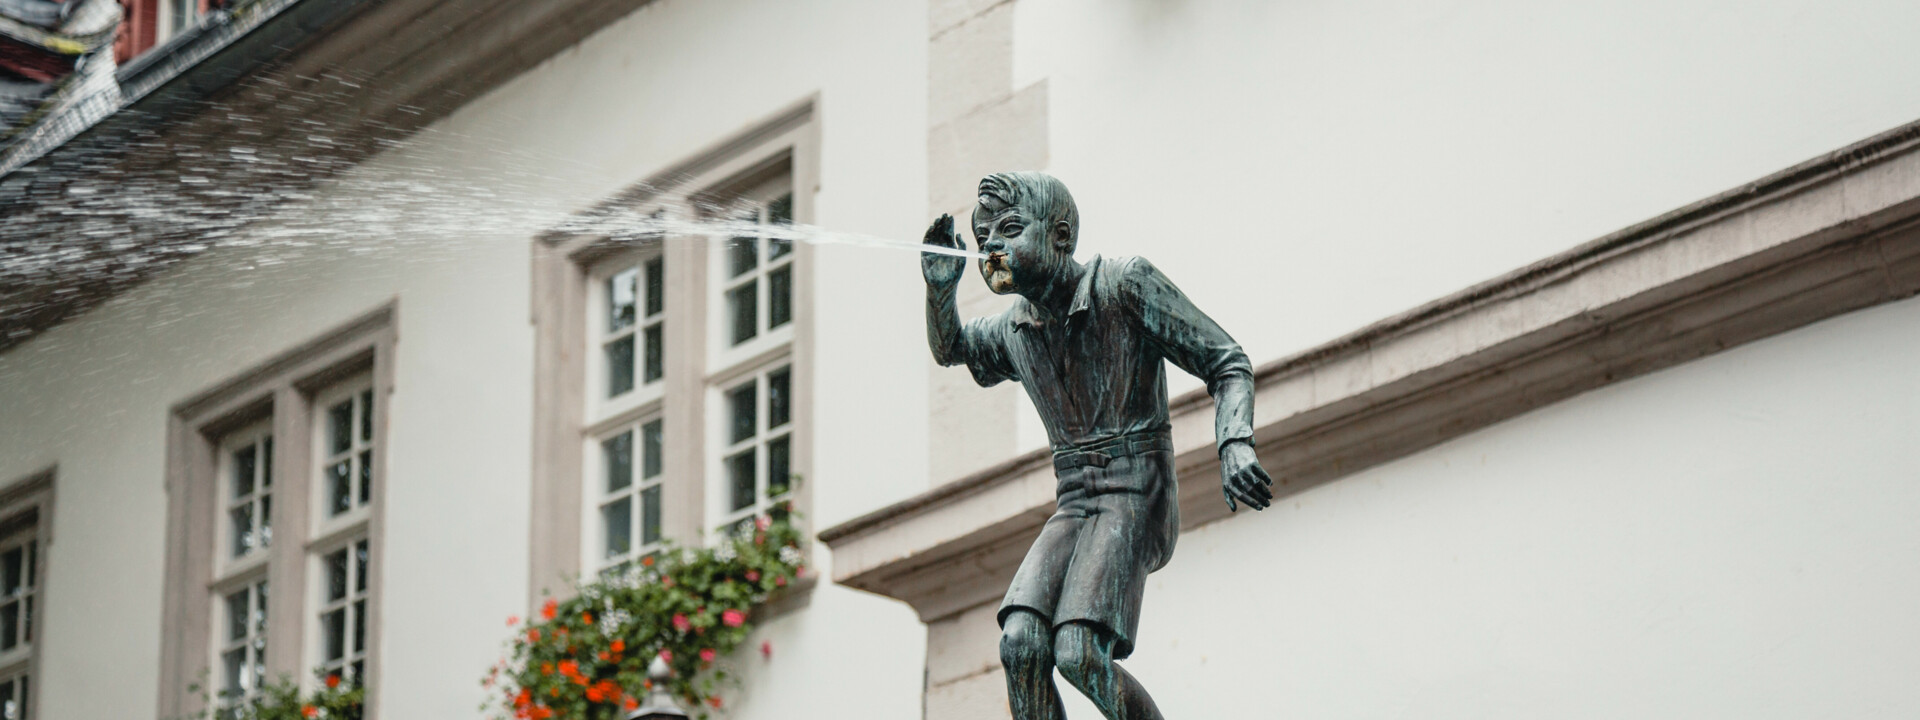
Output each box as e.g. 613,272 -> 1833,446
958,313 -> 1020,387
1120,257 -> 1256,451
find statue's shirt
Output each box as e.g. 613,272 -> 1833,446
954,255 -> 1255,457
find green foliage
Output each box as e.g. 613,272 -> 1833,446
486,509 -> 806,720
181,673 -> 364,720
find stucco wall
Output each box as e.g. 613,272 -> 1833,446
1072,290 -> 1920,718
1005,0 -> 1920,404
0,0 -> 927,717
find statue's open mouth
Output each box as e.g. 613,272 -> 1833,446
984,253 -> 1008,272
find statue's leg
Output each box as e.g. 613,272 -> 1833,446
1001,609 -> 1067,720
1054,621 -> 1164,720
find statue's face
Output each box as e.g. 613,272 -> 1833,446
971,204 -> 1058,296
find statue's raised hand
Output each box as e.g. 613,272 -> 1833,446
922,213 -> 966,290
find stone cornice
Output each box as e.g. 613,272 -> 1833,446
820,117 -> 1920,622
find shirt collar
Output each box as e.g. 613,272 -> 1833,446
1012,255 -> 1101,332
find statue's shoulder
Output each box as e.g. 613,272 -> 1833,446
1098,255 -> 1162,294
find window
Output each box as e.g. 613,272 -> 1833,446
212,423 -> 271,716
222,428 -> 273,564
715,363 -> 794,535
719,191 -> 794,348
315,539 -> 369,685
317,381 -> 375,521
0,473 -> 49,720
593,418 -> 665,574
168,0 -> 200,37
594,252 -> 666,401
309,375 -> 378,688
216,580 -> 268,715
159,305 -> 392,719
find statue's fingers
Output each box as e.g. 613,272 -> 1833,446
1222,485 -> 1237,513
1231,481 -> 1265,511
1250,462 -> 1274,487
1247,471 -> 1274,502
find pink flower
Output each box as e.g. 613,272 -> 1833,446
671,614 -> 690,632
657,649 -> 673,663
721,609 -> 745,628
760,640 -> 773,659
754,516 -> 770,531
744,570 -> 759,582
699,648 -> 716,663
775,576 -> 787,587
506,615 -> 520,626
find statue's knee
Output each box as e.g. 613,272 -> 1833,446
1052,625 -> 1104,688
999,613 -> 1049,673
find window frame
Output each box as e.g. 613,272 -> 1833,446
212,576 -> 270,713
0,470 -> 53,720
531,98 -> 819,610
708,181 -> 797,372
585,415 -> 668,575
216,422 -> 274,579
587,247 -> 669,421
309,535 -> 370,687
310,375 -> 376,543
159,305 -> 394,719
707,360 -> 796,536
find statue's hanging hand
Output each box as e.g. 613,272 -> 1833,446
1219,439 -> 1274,512
922,213 -> 967,290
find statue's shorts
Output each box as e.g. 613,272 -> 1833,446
998,447 -> 1179,660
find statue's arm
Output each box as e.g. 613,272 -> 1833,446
926,280 -> 966,367
922,214 -> 1016,385
1123,257 -> 1272,510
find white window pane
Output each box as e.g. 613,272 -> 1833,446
328,401 -> 353,455
602,497 -> 632,559
727,449 -> 756,513
728,383 -> 757,444
727,283 -> 758,345
608,267 -> 638,332
605,336 -> 635,397
603,432 -> 632,493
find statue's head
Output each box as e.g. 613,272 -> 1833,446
972,171 -> 1079,295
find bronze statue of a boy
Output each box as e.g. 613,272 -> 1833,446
922,171 -> 1275,719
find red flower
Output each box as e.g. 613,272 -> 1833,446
760,640 -> 773,659
540,662 -> 554,676
529,707 -> 553,720
515,689 -> 532,708
745,570 -> 760,582
506,615 -> 520,626
301,706 -> 318,719
699,648 -> 716,663
585,686 -> 605,702
641,555 -> 655,567
592,680 -> 621,703
610,639 -> 625,653
775,576 -> 787,587
558,660 -> 580,678
625,697 -> 640,711
708,695 -> 724,708
671,614 -> 690,632
721,609 -> 745,628
325,674 -> 341,689
582,612 -> 593,625
755,516 -> 770,531
657,649 -> 673,663
527,628 -> 541,643
541,598 -> 558,620
661,576 -> 674,588
597,651 -> 611,661
755,531 -> 767,546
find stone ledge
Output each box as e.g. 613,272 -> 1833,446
823,116 -> 1920,622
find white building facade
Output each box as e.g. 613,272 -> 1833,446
0,1 -> 1919,719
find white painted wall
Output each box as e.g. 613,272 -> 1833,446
1088,293 -> 1920,719
0,0 -> 927,717
1008,0 -> 1920,402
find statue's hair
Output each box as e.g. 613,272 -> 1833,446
977,171 -> 1079,251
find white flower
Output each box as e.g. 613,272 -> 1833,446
714,542 -> 738,562
778,546 -> 802,566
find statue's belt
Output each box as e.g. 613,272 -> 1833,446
1052,432 -> 1174,472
